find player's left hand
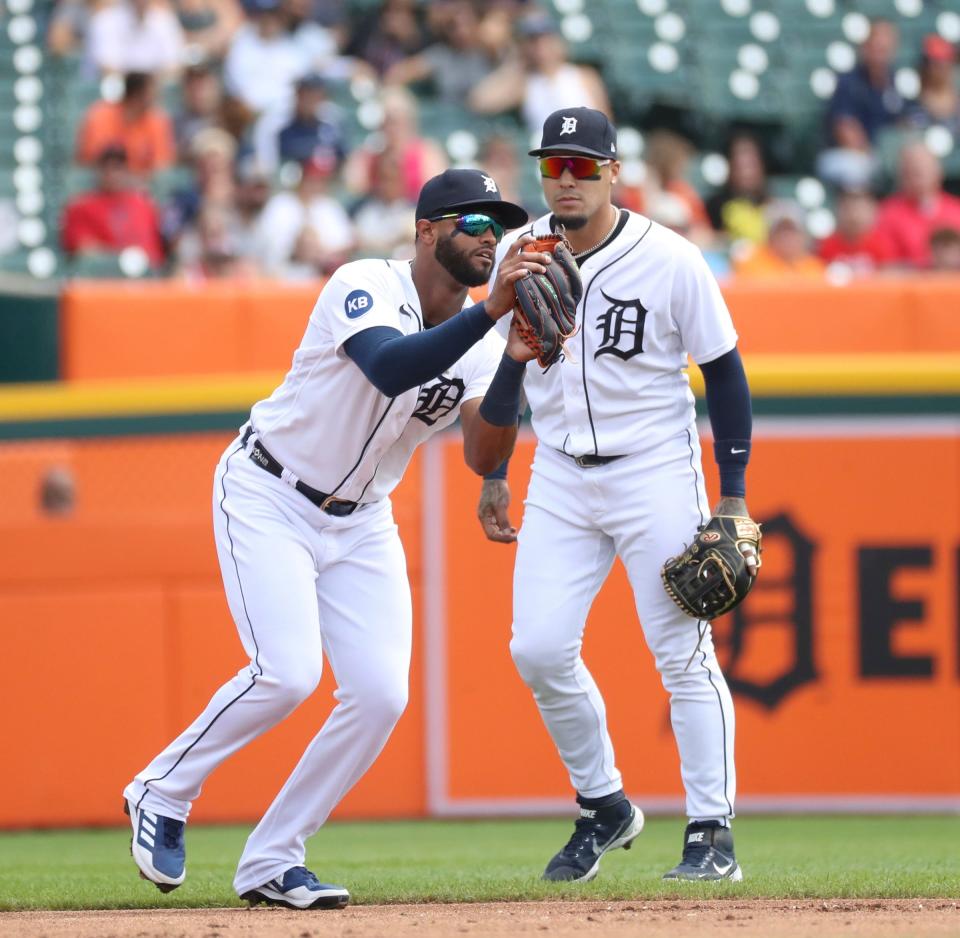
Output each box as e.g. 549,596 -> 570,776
661,496 -> 762,622
478,478 -> 517,543
713,496 -> 761,578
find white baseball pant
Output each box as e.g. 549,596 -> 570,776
124,438 -> 412,895
509,435 -> 737,821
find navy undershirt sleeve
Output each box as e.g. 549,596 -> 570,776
484,459 -> 509,481
343,302 -> 495,398
699,346 -> 753,498
478,354 -> 526,426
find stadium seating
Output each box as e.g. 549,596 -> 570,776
1,0 -> 957,281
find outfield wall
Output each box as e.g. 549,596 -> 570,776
0,279 -> 958,828
51,276 -> 960,380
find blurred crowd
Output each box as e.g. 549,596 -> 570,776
44,0 -> 960,281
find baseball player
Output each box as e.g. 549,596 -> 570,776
480,108 -> 759,882
124,169 -> 544,909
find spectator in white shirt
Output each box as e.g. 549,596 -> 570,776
469,11 -> 609,134
283,0 -> 338,72
251,147 -> 354,278
85,0 -> 185,79
350,148 -> 416,259
223,0 -> 308,118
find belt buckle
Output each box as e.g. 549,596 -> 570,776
574,455 -> 594,468
320,495 -> 356,516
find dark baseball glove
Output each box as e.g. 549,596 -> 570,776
661,515 -> 762,620
513,235 -> 582,368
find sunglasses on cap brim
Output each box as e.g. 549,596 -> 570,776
428,212 -> 505,242
539,156 -> 613,179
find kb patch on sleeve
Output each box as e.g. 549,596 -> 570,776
344,290 -> 374,319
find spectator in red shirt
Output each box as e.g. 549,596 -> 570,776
874,141 -> 960,268
76,71 -> 175,176
61,145 -> 165,266
817,188 -> 896,273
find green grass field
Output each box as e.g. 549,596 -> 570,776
0,816 -> 956,910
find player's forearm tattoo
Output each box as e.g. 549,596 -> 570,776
479,478 -> 509,515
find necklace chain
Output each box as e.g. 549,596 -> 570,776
570,210 -> 620,259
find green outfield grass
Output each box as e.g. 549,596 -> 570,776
0,815 -> 956,910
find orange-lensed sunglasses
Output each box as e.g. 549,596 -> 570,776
539,156 -> 613,179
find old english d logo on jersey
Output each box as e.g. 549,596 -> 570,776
413,375 -> 465,426
595,290 -> 648,361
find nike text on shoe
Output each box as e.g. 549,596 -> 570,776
124,800 -> 186,893
542,800 -> 645,883
662,820 -> 743,882
241,866 -> 350,910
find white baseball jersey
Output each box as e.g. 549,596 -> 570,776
126,255 -> 505,895
499,208 -> 741,823
251,258 -> 504,502
493,210 -> 737,457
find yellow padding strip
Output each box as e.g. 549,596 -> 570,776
691,355 -> 960,395
0,373 -> 282,421
0,355 -> 957,422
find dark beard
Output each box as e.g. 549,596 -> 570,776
434,231 -> 491,286
553,212 -> 588,230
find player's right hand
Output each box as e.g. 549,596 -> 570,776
485,235 -> 552,320
477,478 -> 517,543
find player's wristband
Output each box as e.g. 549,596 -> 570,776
484,459 -> 509,481
713,439 -> 750,498
478,354 -> 526,427
701,347 -> 752,498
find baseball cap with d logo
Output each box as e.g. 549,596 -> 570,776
529,107 -> 618,160
415,169 -> 528,229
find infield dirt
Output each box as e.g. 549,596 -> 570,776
3,899 -> 958,938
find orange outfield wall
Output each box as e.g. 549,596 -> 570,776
438,434 -> 960,811
1,433 -> 427,828
1,427 -> 959,828
59,277 -> 960,380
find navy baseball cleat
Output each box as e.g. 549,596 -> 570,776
542,798 -> 644,882
662,820 -> 743,882
124,800 -> 186,893
241,866 -> 350,910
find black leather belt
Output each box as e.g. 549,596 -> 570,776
562,451 -> 627,468
241,426 -> 364,517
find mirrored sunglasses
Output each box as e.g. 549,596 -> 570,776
539,156 -> 612,180
429,212 -> 505,242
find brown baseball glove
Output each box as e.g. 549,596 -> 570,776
512,235 -> 582,368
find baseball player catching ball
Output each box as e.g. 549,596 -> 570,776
480,108 -> 760,883
123,169 -> 546,910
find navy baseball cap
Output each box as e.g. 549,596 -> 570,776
529,107 -> 618,160
415,169 -> 528,229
